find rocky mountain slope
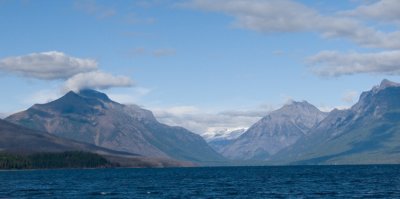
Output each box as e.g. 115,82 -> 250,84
6,89 -> 223,163
0,118 -> 123,155
221,101 -> 328,160
0,119 -> 192,167
272,79 -> 400,165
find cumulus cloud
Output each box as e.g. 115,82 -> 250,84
108,87 -> 152,104
185,0 -> 400,49
184,0 -> 400,77
308,50 -> 400,77
0,51 -> 97,80
342,91 -> 359,104
185,0 -> 317,32
23,89 -> 63,105
318,105 -> 350,112
153,105 -> 272,134
0,51 -> 134,91
344,0 -> 400,23
63,71 -> 133,92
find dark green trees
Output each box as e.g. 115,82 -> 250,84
0,151 -> 111,169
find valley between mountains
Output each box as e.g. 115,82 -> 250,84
2,79 -> 400,167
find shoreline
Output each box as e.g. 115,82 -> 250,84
2,163 -> 400,172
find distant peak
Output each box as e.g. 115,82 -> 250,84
276,100 -> 324,114
284,100 -> 312,107
373,79 -> 400,92
284,99 -> 295,105
380,79 -> 400,88
77,89 -> 112,102
65,90 -> 77,95
63,90 -> 80,98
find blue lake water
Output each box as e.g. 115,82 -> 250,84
1,165 -> 400,198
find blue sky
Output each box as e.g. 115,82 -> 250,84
1,0 -> 400,134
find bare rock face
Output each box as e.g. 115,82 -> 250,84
0,119 -> 195,168
221,101 -> 327,160
6,89 -> 223,162
272,79 -> 400,165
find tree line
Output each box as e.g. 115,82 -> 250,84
0,151 -> 112,169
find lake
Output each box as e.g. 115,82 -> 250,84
1,165 -> 400,198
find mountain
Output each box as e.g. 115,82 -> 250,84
202,128 -> 247,152
221,101 -> 328,160
0,118 -> 124,155
0,119 -> 192,168
5,89 -> 223,163
272,79 -> 400,165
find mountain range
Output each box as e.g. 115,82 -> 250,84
270,79 -> 400,164
5,89 -> 223,163
0,119 -> 192,167
199,79 -> 400,165
3,79 -> 400,166
202,128 -> 247,152
219,101 -> 328,160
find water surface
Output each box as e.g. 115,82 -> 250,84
1,165 -> 400,198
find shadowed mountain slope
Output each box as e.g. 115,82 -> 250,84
272,79 -> 400,165
6,90 -> 223,163
221,101 -> 327,160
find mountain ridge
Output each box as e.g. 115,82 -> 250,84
204,128 -> 247,152
270,79 -> 400,164
5,79 -> 400,165
0,118 -> 193,168
6,89 -> 223,163
220,100 -> 328,160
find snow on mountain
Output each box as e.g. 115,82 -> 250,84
202,128 -> 248,142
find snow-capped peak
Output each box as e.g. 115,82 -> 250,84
202,127 -> 247,142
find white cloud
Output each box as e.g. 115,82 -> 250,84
185,0 -> 400,49
309,50 -> 400,77
344,0 -> 400,23
152,105 -> 272,134
0,51 -> 135,92
342,90 -> 359,104
318,105 -> 350,112
184,0 -> 316,31
156,106 -> 200,116
63,71 -> 134,92
108,87 -> 152,104
0,51 -> 97,80
218,108 -> 271,118
23,88 -> 63,105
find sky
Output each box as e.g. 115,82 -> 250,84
1,0 -> 400,135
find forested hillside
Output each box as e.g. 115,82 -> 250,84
0,151 -> 112,169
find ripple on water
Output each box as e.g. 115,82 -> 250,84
0,166 -> 400,198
